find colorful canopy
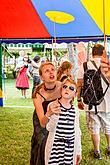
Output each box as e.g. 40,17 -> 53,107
0,0 -> 110,43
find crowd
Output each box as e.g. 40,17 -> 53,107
15,44 -> 110,165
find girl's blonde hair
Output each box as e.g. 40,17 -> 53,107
57,61 -> 72,81
62,77 -> 77,89
61,77 -> 77,103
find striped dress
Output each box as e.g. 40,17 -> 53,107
48,103 -> 75,165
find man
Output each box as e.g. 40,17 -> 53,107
30,55 -> 41,93
77,44 -> 110,159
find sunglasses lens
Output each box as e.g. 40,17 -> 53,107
69,86 -> 75,91
63,85 -> 68,89
63,85 -> 76,91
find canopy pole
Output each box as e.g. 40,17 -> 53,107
0,43 -> 3,106
52,38 -> 54,62
53,18 -> 57,68
103,0 -> 107,49
54,18 -> 56,45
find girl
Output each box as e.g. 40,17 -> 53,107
57,61 -> 73,82
45,78 -> 82,165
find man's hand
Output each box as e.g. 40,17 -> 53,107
101,56 -> 110,83
78,101 -> 84,110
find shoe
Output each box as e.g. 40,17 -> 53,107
94,151 -> 102,160
106,147 -> 110,156
21,96 -> 26,99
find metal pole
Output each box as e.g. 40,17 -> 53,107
0,43 -> 3,106
103,0 -> 106,49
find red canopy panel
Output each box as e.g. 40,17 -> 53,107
0,0 -> 50,38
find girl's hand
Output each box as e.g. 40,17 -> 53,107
76,155 -> 82,165
46,99 -> 61,117
78,101 -> 84,110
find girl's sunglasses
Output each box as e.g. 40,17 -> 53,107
62,85 -> 76,92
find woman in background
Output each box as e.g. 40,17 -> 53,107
16,55 -> 31,98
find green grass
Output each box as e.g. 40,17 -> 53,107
3,79 -> 33,106
0,79 -> 110,164
80,112 -> 110,165
0,107 -> 33,165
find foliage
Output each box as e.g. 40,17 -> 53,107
11,51 -> 19,59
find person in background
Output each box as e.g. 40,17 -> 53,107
45,78 -> 82,165
14,50 -> 26,78
30,55 -> 41,93
30,62 -> 62,165
16,55 -> 31,98
77,44 -> 110,159
57,61 -> 73,82
101,51 -> 110,83
15,50 -> 25,70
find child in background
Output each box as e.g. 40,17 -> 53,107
45,78 -> 82,165
57,61 -> 73,82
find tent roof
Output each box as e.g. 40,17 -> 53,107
0,0 -> 110,43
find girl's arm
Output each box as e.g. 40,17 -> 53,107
46,114 -> 59,131
75,110 -> 82,159
33,95 -> 61,128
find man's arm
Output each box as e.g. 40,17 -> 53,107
31,60 -> 39,69
77,79 -> 83,101
77,78 -> 84,110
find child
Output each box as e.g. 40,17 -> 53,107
45,78 -> 82,165
57,61 -> 73,82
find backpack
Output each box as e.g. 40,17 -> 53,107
82,61 -> 109,114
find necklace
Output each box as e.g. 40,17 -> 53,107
44,84 -> 56,91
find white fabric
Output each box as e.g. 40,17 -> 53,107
31,60 -> 40,76
78,58 -> 110,113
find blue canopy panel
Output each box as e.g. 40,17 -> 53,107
32,0 -> 103,38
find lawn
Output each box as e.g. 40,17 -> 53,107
0,79 -> 110,164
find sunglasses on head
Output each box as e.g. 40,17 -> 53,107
62,84 -> 76,92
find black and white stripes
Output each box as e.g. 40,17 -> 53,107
48,104 -> 75,165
